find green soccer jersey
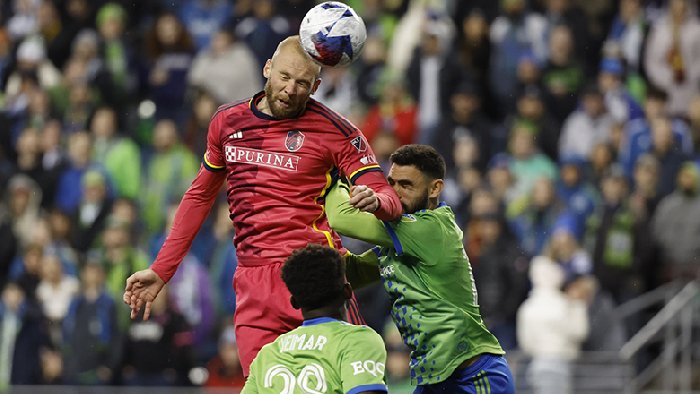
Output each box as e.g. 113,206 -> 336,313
326,185 -> 504,386
242,317 -> 388,394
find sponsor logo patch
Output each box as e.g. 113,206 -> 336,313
285,130 -> 305,152
225,146 -> 300,171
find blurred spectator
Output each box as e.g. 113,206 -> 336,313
453,9 -> 493,114
505,86 -> 559,161
54,131 -> 92,214
361,72 -> 417,146
598,58 -> 644,123
0,281 -> 49,386
121,286 -> 193,386
587,142 -> 615,186
688,95 -> 700,149
13,125 -> 42,183
6,37 -> 60,96
70,169 -> 113,253
143,11 -> 195,121
469,211 -> 529,350
141,119 -> 198,237
7,174 -> 42,248
542,0 -> 591,67
433,80 -> 495,171
312,66 -> 357,118
150,203 -> 215,358
407,16 -> 458,144
556,155 -> 598,232
204,324 -> 245,388
546,214 -> 593,282
489,0 -> 547,114
0,205 -> 18,289
541,24 -> 584,124
508,177 -> 563,256
646,117 -> 688,197
182,89 -> 218,158
629,154 -> 662,221
178,0 -> 231,52
559,84 -> 614,159
46,207 -> 79,271
355,34 -> 388,107
35,253 -> 78,342
96,3 -> 139,111
7,0 -> 39,40
234,0 -> 291,78
98,218 -> 149,328
188,28 -> 260,104
605,0 -> 648,75
565,275 -> 626,352
90,106 -> 141,200
651,161 -> 700,281
507,124 -> 558,200
644,0 -> 700,117
517,256 -> 588,394
10,243 -> 42,303
50,59 -> 96,132
487,153 -> 517,208
62,261 -> 122,385
585,165 -> 647,304
619,86 -> 693,178
37,119 -> 68,209
207,202 -> 238,319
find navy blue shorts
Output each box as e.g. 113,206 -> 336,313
413,354 -> 515,394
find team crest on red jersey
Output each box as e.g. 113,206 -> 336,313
285,130 -> 305,152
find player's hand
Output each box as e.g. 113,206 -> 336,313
123,268 -> 165,320
349,185 -> 379,213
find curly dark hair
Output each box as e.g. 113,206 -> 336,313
281,245 -> 345,310
390,144 -> 446,180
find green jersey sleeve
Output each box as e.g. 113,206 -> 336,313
325,182 -> 394,248
339,328 -> 388,394
344,249 -> 381,289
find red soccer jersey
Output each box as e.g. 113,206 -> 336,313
201,92 -> 396,267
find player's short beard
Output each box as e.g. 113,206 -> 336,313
403,191 -> 430,214
264,80 -> 305,119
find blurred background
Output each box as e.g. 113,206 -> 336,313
0,0 -> 699,393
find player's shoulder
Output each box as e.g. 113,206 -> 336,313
337,322 -> 383,342
304,98 -> 359,139
211,96 -> 254,121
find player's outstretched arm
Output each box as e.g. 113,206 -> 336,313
123,268 -> 165,320
326,182 -> 393,248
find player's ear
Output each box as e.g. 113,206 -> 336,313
263,59 -> 272,79
311,77 -> 322,95
342,282 -> 352,300
290,296 -> 300,310
429,179 -> 444,199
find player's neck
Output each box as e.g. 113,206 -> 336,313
257,96 -> 273,117
302,306 -> 345,323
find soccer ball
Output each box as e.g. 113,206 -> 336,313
299,2 -> 367,67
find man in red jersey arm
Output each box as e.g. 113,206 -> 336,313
123,35 -> 401,375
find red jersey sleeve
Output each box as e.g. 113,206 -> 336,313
328,121 -> 401,222
202,110 -> 226,172
150,111 -> 227,282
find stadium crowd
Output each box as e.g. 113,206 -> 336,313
1,0 -> 700,391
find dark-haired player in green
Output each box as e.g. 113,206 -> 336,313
242,244 -> 388,394
326,145 -> 515,393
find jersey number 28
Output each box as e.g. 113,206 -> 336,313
264,364 -> 327,393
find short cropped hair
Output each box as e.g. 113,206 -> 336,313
390,144 -> 446,180
282,245 -> 345,310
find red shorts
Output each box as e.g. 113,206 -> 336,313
233,262 -> 365,376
